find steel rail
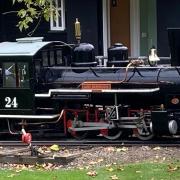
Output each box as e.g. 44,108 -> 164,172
0,139 -> 179,147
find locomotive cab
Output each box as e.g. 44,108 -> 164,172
0,38 -> 36,115
0,37 -> 68,115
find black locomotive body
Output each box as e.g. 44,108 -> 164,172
0,37 -> 179,141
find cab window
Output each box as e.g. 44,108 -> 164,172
56,50 -> 63,65
17,63 -> 29,88
0,64 -> 3,87
50,51 -> 55,66
42,51 -> 48,66
3,62 -> 29,88
3,62 -> 16,87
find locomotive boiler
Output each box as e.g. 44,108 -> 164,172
0,35 -> 179,141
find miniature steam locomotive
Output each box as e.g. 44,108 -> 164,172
0,34 -> 179,141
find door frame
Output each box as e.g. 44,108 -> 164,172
102,0 -> 140,57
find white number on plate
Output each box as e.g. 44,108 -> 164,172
5,97 -> 18,108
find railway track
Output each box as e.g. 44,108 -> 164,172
0,138 -> 179,165
0,138 -> 180,147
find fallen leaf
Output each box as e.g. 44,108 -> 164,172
167,164 -> 179,172
111,175 -> 119,180
153,147 -> 161,151
136,171 -> 142,173
27,165 -> 35,169
97,158 -> 104,163
46,163 -> 54,169
35,163 -> 44,170
42,163 -> 47,168
116,147 -> 128,152
89,161 -> 97,165
52,176 -> 58,180
15,169 -> 22,173
22,164 -> 28,170
141,146 -> 150,151
107,167 -> 114,172
38,146 -> 51,154
106,147 -> 115,152
87,171 -> 97,177
50,144 -> 60,151
117,166 -> 124,171
85,166 -> 90,170
7,174 -> 16,178
64,149 -> 70,154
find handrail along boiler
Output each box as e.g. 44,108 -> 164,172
0,30 -> 179,141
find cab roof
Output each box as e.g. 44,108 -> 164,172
0,37 -> 52,56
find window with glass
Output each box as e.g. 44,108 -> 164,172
50,51 -> 55,66
17,63 -> 29,88
42,51 -> 49,66
56,50 -> 63,65
0,64 -> 3,87
3,62 -> 29,88
50,0 -> 65,31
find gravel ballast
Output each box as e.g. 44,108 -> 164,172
0,146 -> 179,170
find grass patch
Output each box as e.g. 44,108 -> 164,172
0,162 -> 179,180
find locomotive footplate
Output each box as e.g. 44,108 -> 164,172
35,87 -> 160,98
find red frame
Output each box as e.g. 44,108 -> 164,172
62,108 -> 106,135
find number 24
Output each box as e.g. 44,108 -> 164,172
5,97 -> 18,108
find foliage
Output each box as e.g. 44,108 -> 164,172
12,0 -> 56,32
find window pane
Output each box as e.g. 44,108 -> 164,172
35,60 -> 41,75
3,62 -> 30,88
42,51 -> 49,66
17,63 -> 29,88
58,10 -> 62,27
3,63 -> 16,88
58,0 -> 61,7
0,64 -> 2,88
56,50 -> 63,65
50,51 -> 55,66
53,17 -> 56,27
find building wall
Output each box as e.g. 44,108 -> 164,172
0,0 -> 103,55
3,0 -> 180,57
157,0 -> 180,56
66,0 -> 103,55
